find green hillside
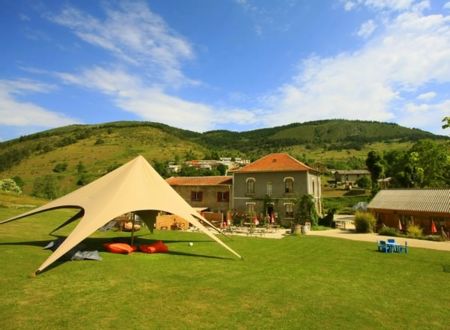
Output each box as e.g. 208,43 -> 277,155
0,119 -> 447,195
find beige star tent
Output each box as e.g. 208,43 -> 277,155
1,155 -> 241,274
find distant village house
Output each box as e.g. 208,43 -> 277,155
334,169 -> 370,188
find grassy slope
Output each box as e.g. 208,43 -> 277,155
286,141 -> 414,164
1,126 -> 207,195
0,206 -> 449,329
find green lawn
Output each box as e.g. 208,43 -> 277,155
1,207 -> 449,329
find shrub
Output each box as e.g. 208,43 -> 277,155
407,224 -> 423,238
354,211 -> 376,233
53,162 -> 68,173
378,226 -> 398,237
32,175 -> 59,199
319,208 -> 335,227
0,178 -> 22,194
12,175 -> 25,189
356,176 -> 371,189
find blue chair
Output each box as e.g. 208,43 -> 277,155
377,240 -> 389,253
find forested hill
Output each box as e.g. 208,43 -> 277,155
0,119 -> 447,195
199,119 -> 441,152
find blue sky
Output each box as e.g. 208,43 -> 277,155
1,0 -> 450,141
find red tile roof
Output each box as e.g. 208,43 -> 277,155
234,153 -> 313,173
166,176 -> 232,186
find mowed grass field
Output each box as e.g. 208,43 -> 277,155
1,206 -> 450,329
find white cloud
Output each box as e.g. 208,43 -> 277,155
344,1 -> 356,11
417,91 -> 436,100
444,2 -> 450,10
342,0 -> 428,12
48,1 -> 194,86
357,19 -> 377,38
260,9 -> 450,130
56,67 -> 258,132
399,100 -> 450,134
0,79 -> 78,127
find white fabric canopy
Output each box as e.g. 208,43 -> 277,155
1,155 -> 241,273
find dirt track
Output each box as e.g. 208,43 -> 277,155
308,229 -> 450,252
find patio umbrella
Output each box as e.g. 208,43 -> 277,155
398,219 -> 403,231
431,220 -> 437,234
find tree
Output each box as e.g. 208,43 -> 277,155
365,151 -> 384,194
12,176 -> 25,189
409,139 -> 448,187
53,162 -> 68,173
397,151 -> 424,188
0,178 -> 22,194
355,176 -> 371,189
383,140 -> 449,188
184,149 -> 197,161
76,161 -> 86,174
443,116 -> 450,130
216,164 -> 227,175
295,194 -> 319,227
32,175 -> 59,199
152,160 -> 170,178
205,151 -> 220,160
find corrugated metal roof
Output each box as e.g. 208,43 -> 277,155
166,176 -> 232,186
234,153 -> 312,173
368,189 -> 450,214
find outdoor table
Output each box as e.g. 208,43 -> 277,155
386,242 -> 407,253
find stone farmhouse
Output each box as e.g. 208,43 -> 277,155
167,153 -> 322,226
232,153 -> 322,226
165,176 -> 232,213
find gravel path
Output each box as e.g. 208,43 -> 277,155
308,229 -> 450,252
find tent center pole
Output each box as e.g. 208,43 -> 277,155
130,213 -> 136,246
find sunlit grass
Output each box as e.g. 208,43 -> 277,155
1,206 -> 449,329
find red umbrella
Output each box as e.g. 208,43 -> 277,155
431,220 -> 437,234
398,219 -> 403,231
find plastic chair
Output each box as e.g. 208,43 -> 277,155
377,240 -> 389,253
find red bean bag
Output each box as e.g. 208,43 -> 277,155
139,240 -> 169,254
104,242 -> 137,254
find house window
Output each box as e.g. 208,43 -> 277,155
266,182 -> 272,196
285,203 -> 294,218
191,191 -> 203,202
246,178 -> 255,194
246,202 -> 255,215
217,191 -> 229,202
284,177 -> 294,193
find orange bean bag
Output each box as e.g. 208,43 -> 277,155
139,240 -> 169,254
104,242 -> 137,254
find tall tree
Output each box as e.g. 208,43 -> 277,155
383,139 -> 450,188
409,140 -> 448,187
365,151 -> 384,194
443,116 -> 450,130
